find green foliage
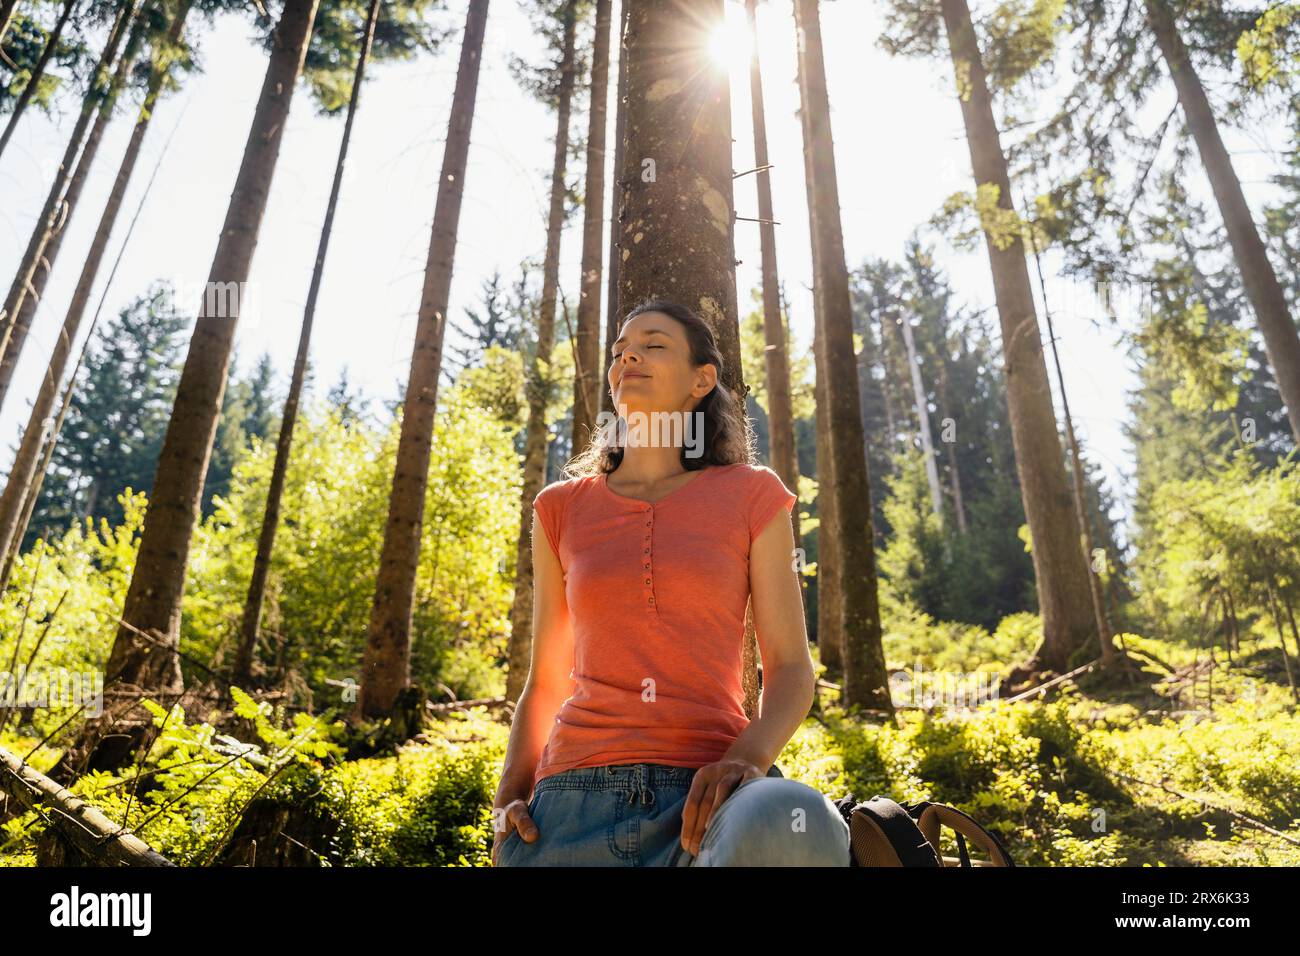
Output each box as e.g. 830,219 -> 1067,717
847,241 -> 1055,629
257,0 -> 449,115
183,381 -> 521,705
1,693 -> 346,866
877,445 -> 947,610
1238,4 -> 1299,92
738,285 -> 816,423
0,6 -> 87,115
320,717 -> 506,865
27,284 -> 188,541
820,696 -> 1127,865
982,0 -> 1067,92
507,0 -> 595,111
1137,450 -> 1300,644
879,593 -> 1039,692
24,284 -> 284,546
203,351 -> 280,518
0,493 -> 148,741
447,269 -> 530,378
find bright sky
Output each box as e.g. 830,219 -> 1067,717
0,0 -> 1290,537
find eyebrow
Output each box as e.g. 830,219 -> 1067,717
611,328 -> 671,353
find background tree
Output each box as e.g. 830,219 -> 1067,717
794,0 -> 891,715
569,0 -> 609,454
62,0 -> 323,776
504,0 -> 580,708
0,0 -> 197,568
359,0 -> 491,721
880,0 -> 1099,685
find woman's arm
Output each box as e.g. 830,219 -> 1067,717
679,501 -> 815,855
724,500 -> 816,768
493,509 -> 576,811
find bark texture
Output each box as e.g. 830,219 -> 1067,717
236,0 -> 382,688
793,0 -> 891,714
939,0 -> 1097,679
359,0 -> 490,718
571,0 -> 612,454
100,0 -> 320,727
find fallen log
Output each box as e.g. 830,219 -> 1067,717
425,695 -> 512,714
0,744 -> 174,866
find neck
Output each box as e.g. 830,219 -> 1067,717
614,445 -> 692,482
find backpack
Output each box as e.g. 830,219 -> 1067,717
832,793 -> 1016,867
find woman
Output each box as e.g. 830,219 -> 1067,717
492,298 -> 850,866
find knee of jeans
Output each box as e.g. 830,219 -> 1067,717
721,780 -> 845,841
699,779 -> 848,865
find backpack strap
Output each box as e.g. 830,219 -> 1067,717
846,796 -> 942,867
910,802 -> 1015,867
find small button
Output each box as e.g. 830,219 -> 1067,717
645,521 -> 651,527
643,548 -> 649,554
648,597 -> 655,604
644,579 -> 651,585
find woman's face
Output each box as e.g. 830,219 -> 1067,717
608,311 -> 717,419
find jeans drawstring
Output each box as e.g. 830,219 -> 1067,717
625,765 -> 655,805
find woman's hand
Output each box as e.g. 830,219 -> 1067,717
679,757 -> 766,857
490,795 -> 540,866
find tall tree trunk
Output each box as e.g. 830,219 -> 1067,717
0,0 -> 78,161
570,0 -> 611,455
0,9 -> 147,412
1146,0 -> 1300,443
933,349 -> 967,532
234,0 -> 380,690
0,287 -> 92,595
0,0 -> 193,566
939,0 -> 1096,683
898,313 -> 944,523
616,0 -> 739,358
358,0 -> 490,719
617,0 -> 765,716
1026,199 -> 1119,666
794,0 -> 891,716
745,0 -> 800,549
876,311 -> 897,449
80,0 -> 319,772
506,0 -> 577,708
812,299 -> 842,674
1264,584 -> 1298,704
795,8 -> 839,676
0,0 -> 136,367
601,0 -> 629,423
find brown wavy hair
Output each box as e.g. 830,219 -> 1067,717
563,298 -> 757,479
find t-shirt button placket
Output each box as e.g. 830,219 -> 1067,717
644,505 -> 655,608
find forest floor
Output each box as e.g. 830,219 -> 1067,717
2,631 -> 1297,867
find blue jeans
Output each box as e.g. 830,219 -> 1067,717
495,762 -> 851,866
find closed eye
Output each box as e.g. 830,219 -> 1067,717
612,345 -> 665,360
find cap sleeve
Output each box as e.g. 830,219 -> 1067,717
748,466 -> 797,543
532,482 -> 566,559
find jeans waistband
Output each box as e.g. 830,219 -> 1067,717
535,763 -> 696,805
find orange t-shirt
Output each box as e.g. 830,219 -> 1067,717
528,461 -> 798,787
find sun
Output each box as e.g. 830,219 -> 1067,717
708,10 -> 754,70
